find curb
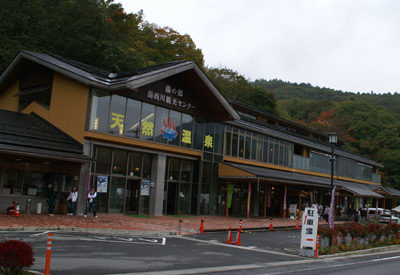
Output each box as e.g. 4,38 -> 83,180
0,227 -> 177,236
318,244 -> 400,258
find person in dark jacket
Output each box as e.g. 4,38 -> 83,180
47,188 -> 57,216
84,187 -> 98,218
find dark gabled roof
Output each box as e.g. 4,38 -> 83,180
221,162 -> 384,198
49,53 -> 187,80
0,109 -> 90,162
0,51 -> 239,121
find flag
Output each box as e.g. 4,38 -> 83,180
328,186 -> 335,230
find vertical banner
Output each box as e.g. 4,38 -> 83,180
247,180 -> 251,220
283,184 -> 287,210
227,184 -> 234,209
328,186 -> 335,230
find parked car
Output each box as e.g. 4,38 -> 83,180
360,208 -> 384,220
379,209 -> 399,223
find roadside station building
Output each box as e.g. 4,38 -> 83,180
0,51 -> 396,217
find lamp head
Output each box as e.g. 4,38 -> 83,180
329,132 -> 337,144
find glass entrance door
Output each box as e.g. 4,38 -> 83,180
167,182 -> 178,215
125,179 -> 140,213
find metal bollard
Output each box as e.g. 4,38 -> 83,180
26,199 -> 31,214
44,232 -> 53,275
179,219 -> 182,235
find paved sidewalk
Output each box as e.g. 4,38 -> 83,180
0,213 -> 334,235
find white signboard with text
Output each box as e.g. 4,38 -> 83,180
300,207 -> 319,251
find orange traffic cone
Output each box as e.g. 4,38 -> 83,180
295,217 -> 300,229
269,218 -> 274,231
234,229 -> 242,246
314,234 -> 319,258
199,219 -> 205,234
14,202 -> 20,217
239,219 -> 243,232
224,227 -> 232,244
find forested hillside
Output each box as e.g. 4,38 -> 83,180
253,79 -> 400,189
1,0 -> 399,189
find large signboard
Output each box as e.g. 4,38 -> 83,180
299,207 -> 319,257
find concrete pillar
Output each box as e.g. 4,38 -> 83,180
149,154 -> 166,216
77,163 -> 90,215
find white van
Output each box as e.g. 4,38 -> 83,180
360,208 -> 384,219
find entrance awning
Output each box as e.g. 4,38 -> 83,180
335,182 -> 383,198
219,162 -> 383,197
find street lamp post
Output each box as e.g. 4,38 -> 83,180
329,132 -> 337,191
328,132 -> 337,229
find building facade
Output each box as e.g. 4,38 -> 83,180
0,51 -> 397,217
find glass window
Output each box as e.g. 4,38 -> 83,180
263,136 -> 269,163
193,117 -> 204,150
257,135 -> 263,161
179,183 -> 191,215
232,133 -> 238,157
140,103 -> 156,141
268,141 -> 274,163
181,160 -> 192,182
214,123 -> 224,154
89,89 -> 111,133
95,147 -> 111,174
245,136 -> 251,159
181,113 -> 193,148
168,158 -> 180,181
202,153 -> 212,183
239,135 -> 245,158
112,150 -> 127,175
109,177 -> 125,213
279,141 -> 284,165
204,122 -> 215,153
127,152 -> 142,177
274,143 -> 279,164
142,154 -> 152,179
154,107 -> 169,144
108,95 -> 126,135
169,110 -> 181,146
224,131 -> 231,156
200,184 -> 210,215
125,98 -> 142,138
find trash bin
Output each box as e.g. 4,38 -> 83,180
37,202 -> 42,214
26,199 -> 31,214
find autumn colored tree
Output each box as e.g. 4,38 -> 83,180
206,67 -> 278,114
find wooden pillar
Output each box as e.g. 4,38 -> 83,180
247,179 -> 251,220
313,187 -> 316,204
383,198 -> 386,209
283,184 -> 287,219
299,195 -> 302,215
225,180 -> 230,218
263,184 -> 267,217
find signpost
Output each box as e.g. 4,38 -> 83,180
299,207 -> 319,257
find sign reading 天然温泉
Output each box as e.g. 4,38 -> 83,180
299,207 -> 319,257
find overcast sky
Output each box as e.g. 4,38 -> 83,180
118,0 -> 399,94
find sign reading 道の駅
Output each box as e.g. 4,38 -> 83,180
299,207 -> 319,257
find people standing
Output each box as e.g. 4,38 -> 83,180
84,187 -> 98,218
67,186 -> 78,215
47,188 -> 57,216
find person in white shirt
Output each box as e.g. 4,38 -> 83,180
84,187 -> 98,218
67,186 -> 78,215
